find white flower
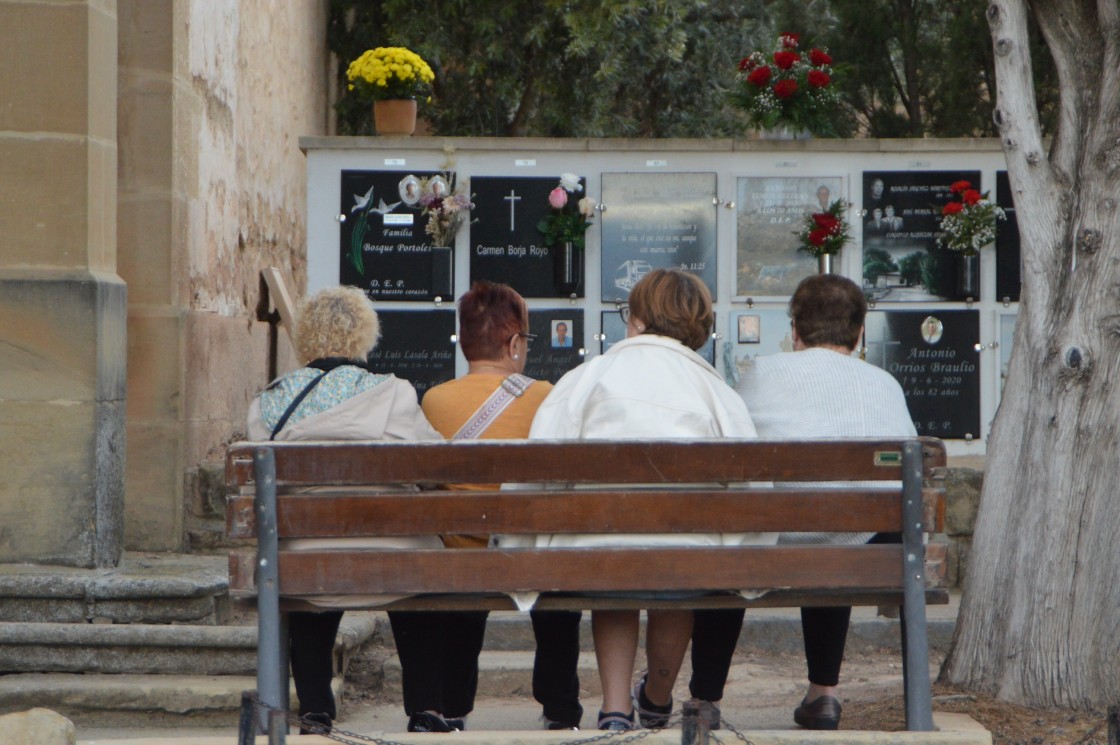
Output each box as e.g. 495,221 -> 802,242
578,197 -> 596,218
559,173 -> 583,193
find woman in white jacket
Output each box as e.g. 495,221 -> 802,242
521,268 -> 765,731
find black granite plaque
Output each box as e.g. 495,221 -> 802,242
600,172 -> 718,303
470,176 -> 588,298
864,310 -> 980,439
523,310 -> 584,384
340,170 -> 452,302
736,176 -> 844,297
995,171 -> 1022,303
862,170 -> 980,302
600,311 -> 715,365
365,309 -> 456,400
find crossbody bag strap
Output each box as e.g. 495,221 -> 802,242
269,371 -> 329,440
451,373 -> 535,441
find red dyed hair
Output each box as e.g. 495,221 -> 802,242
457,281 -> 528,362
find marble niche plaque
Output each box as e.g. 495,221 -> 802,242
864,309 -> 981,439
365,310 -> 456,400
470,176 -> 587,298
862,170 -> 980,303
523,309 -> 585,384
736,176 -> 844,298
600,172 -> 718,303
339,169 -> 451,302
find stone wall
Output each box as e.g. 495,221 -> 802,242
942,467 -> 983,588
119,0 -> 325,551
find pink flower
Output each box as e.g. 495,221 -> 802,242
746,66 -> 772,87
548,187 -> 568,209
773,50 -> 800,70
807,70 -> 830,88
809,48 -> 832,66
772,79 -> 798,99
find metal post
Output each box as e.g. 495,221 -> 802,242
237,690 -> 258,745
900,440 -> 934,730
680,700 -> 710,745
255,447 -> 285,734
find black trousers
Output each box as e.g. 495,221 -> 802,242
530,609 -> 584,726
289,610 -> 345,718
690,533 -> 901,699
387,610 -> 489,718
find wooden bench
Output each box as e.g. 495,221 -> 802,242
226,437 -> 948,739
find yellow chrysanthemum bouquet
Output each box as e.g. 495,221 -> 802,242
345,47 -> 434,101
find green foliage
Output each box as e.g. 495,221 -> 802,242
898,252 -> 924,286
863,248 -> 898,285
326,0 -> 1058,139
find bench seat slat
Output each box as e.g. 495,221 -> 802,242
227,488 -> 944,538
226,438 -> 947,487
270,544 -> 904,595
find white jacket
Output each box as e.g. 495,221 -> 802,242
498,334 -> 776,549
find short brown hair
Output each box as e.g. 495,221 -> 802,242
457,281 -> 528,362
789,274 -> 866,350
295,286 -> 380,362
628,268 -> 713,351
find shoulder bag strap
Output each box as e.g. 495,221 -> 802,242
269,371 -> 329,440
451,373 -> 535,441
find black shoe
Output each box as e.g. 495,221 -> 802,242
793,695 -> 841,730
545,718 -> 580,730
298,711 -> 332,735
632,675 -> 672,728
597,710 -> 636,731
445,718 -> 466,731
407,711 -> 455,732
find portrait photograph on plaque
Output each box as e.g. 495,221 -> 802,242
600,310 -> 715,365
524,310 -> 584,384
995,171 -> 1022,303
470,176 -> 589,298
862,170 -> 981,303
864,309 -> 980,439
339,169 -> 451,302
726,309 -> 796,367
599,172 -> 717,303
365,309 -> 456,399
735,176 -> 844,298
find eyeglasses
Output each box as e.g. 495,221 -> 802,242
617,303 -> 631,323
515,331 -> 538,342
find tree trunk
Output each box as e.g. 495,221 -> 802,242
941,0 -> 1120,709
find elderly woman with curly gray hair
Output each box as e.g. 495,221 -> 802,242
247,285 -> 442,734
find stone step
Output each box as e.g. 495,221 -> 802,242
0,613 -> 378,676
0,552 -> 230,624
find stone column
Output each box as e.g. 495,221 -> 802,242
0,0 -> 125,567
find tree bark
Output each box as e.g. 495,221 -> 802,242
940,0 -> 1120,709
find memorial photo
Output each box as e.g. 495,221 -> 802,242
737,314 -> 761,344
861,170 -> 981,303
551,320 -> 573,348
600,172 -> 717,303
735,176 -> 844,297
524,310 -> 584,383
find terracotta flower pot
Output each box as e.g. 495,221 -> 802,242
373,99 -> 417,136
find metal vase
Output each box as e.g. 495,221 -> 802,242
553,241 -> 582,297
818,253 -> 834,274
956,252 -> 979,299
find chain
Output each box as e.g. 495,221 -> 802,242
709,714 -> 756,745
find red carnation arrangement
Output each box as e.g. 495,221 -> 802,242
731,32 -> 841,137
795,199 -> 852,257
937,180 -> 1005,255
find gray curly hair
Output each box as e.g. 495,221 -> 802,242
294,286 -> 381,362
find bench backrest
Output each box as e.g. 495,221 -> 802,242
225,438 -> 945,601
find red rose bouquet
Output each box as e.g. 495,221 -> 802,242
937,180 -> 1005,255
794,198 -> 852,257
731,32 -> 841,136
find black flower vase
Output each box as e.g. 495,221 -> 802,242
553,241 -> 582,297
956,253 -> 979,299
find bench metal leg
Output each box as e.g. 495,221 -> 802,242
901,441 -> 934,730
255,447 -> 287,735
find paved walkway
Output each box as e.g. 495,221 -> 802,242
76,595 -> 968,743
